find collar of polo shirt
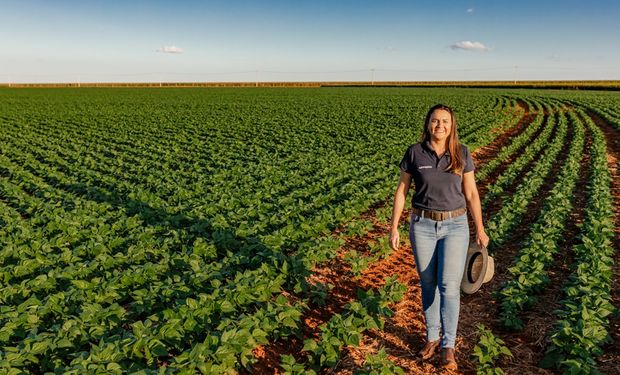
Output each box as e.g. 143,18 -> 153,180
423,140 -> 451,156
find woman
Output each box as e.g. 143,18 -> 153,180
389,104 -> 489,371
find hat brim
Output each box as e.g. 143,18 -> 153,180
461,244 -> 490,294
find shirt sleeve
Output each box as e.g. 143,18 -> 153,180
399,146 -> 414,174
463,145 -> 475,173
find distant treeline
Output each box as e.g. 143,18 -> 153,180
1,80 -> 620,90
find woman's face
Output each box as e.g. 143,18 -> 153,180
428,109 -> 452,142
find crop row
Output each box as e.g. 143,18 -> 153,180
475,99 -> 544,182
461,97 -> 525,149
486,102 -> 568,251
498,108 -> 585,329
540,109 -> 615,374
567,95 -> 620,131
481,101 -> 555,207
296,277 -> 406,372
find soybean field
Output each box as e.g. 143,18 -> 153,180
0,87 -> 618,374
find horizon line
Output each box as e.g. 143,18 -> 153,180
2,80 -> 620,90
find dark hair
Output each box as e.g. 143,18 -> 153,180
420,104 -> 464,175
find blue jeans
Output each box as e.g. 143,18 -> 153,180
409,211 -> 469,348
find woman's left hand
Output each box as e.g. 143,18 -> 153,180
476,229 -> 490,248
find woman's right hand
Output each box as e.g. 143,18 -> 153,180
389,171 -> 411,251
389,227 -> 400,250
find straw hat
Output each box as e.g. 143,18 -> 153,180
461,243 -> 494,294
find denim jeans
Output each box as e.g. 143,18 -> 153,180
409,211 -> 469,348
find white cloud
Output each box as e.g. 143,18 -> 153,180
450,41 -> 490,52
156,45 -> 184,54
467,8 -> 474,13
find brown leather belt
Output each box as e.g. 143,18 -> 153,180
412,207 -> 467,221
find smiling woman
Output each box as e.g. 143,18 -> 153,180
389,103 -> 489,371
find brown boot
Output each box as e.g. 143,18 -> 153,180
441,347 -> 458,371
418,340 -> 440,360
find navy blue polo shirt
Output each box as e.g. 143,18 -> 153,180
399,141 -> 475,211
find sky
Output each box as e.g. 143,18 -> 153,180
1,0 -> 619,83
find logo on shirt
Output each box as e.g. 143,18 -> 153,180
418,165 -> 433,169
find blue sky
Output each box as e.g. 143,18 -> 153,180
2,0 -> 619,82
